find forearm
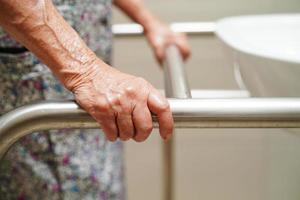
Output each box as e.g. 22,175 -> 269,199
0,0 -> 174,142
114,0 -> 161,33
0,0 -> 105,91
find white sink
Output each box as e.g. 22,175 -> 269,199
216,14 -> 300,97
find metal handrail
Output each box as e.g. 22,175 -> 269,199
164,45 -> 192,98
112,22 -> 216,36
162,45 -> 192,200
2,98 -> 300,159
0,22 -> 298,200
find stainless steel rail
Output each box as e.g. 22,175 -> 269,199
0,22 -> 298,200
163,45 -> 192,200
112,22 -> 216,36
190,89 -> 250,98
2,99 -> 300,159
164,45 -> 192,98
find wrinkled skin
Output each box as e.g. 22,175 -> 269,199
0,0 -> 190,142
73,62 -> 173,142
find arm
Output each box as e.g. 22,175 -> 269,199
0,0 -> 173,142
114,0 -> 190,63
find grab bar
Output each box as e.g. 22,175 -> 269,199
113,22 -> 216,36
0,27 -> 296,200
1,98 -> 300,159
163,45 -> 192,200
164,45 -> 192,98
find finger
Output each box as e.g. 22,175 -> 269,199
117,113 -> 134,141
132,103 -> 153,142
154,43 -> 165,65
97,117 -> 118,142
175,34 -> 191,60
147,89 -> 173,140
94,97 -> 119,142
151,35 -> 169,65
106,92 -> 135,141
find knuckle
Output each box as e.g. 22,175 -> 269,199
125,86 -> 136,98
159,101 -> 170,112
98,102 -> 110,113
107,94 -> 121,106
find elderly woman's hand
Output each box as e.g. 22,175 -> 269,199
145,21 -> 191,64
71,61 -> 173,142
0,0 -> 174,143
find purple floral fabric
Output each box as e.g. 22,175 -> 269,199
0,0 -> 126,200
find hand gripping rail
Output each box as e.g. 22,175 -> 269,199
0,29 -> 300,200
2,98 -> 300,159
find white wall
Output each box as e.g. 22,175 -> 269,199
113,1 -> 300,200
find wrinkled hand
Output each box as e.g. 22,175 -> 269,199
72,62 -> 174,142
145,21 -> 191,64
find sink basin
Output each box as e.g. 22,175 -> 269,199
216,14 -> 300,97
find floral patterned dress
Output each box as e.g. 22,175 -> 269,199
0,0 -> 125,199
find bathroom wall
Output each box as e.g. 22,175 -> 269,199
112,0 -> 300,200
